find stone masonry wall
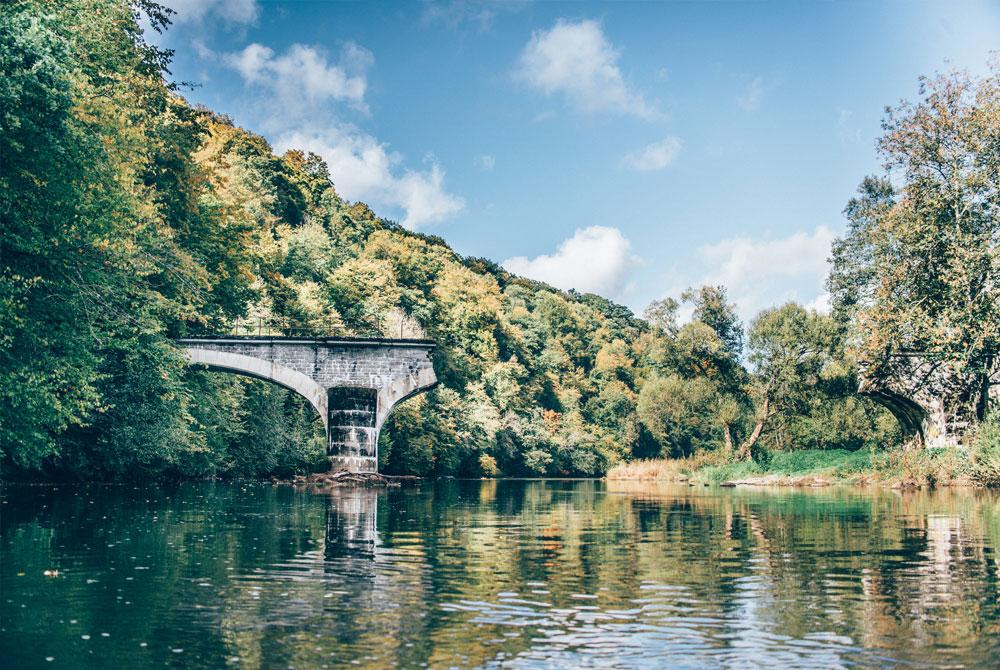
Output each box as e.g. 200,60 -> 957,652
176,338 -> 436,472
181,339 -> 433,389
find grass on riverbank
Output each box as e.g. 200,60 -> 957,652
606,446 -> 982,488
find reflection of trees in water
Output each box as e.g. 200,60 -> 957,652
604,482 -> 1000,658
4,482 -> 1000,668
295,482 -> 1000,666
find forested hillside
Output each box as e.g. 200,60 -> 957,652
1,0 -> 900,480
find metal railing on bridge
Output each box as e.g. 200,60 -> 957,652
179,314 -> 428,340
228,316 -> 343,338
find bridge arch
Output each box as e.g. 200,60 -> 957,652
862,388 -> 928,440
184,347 -> 329,434
176,337 -> 437,472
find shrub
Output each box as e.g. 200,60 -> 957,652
523,449 -> 553,475
972,411 -> 1000,487
478,453 -> 499,477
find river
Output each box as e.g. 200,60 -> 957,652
2,480 -> 999,668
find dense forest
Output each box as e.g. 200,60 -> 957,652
2,1 -> 996,481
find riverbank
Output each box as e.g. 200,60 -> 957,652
605,447 -> 993,489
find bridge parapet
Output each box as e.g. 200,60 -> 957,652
176,336 -> 437,472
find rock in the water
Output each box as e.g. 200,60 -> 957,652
288,470 -> 419,488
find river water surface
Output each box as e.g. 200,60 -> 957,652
2,480 -> 1000,668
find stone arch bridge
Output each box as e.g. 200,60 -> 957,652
860,353 -> 998,448
177,336 -> 437,472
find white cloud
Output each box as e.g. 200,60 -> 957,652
621,137 -> 682,171
502,226 -> 635,298
421,0 -> 527,31
695,226 -> 835,320
737,75 -> 765,112
805,292 -> 832,314
225,43 -> 370,111
191,39 -> 216,60
276,127 -> 465,229
161,0 -> 259,26
476,154 -> 496,171
516,19 -> 660,120
221,41 -> 464,228
227,43 -> 270,81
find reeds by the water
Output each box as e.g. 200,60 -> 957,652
605,453 -> 723,481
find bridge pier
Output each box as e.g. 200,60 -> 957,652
327,387 -> 379,472
177,337 -> 437,473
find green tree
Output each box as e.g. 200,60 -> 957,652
637,374 -> 724,457
643,297 -> 679,336
0,0 -> 212,471
828,64 -> 1000,422
738,304 -> 854,458
682,285 -> 744,357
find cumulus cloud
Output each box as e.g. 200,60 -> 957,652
621,137 -> 682,171
220,41 -> 463,228
225,43 -> 370,110
737,75 -> 765,112
695,225 -> 836,320
806,292 -> 832,314
160,0 -> 259,26
276,128 -> 465,229
502,226 -> 635,298
516,19 -> 659,119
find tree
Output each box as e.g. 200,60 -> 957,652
0,5 -> 105,466
828,64 -> 1000,422
737,304 -> 841,458
637,374 -> 723,458
643,297 -> 679,336
0,0 -> 209,470
671,321 -> 733,379
682,285 -> 744,357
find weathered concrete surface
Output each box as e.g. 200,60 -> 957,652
176,337 -> 437,472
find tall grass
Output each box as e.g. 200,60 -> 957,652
695,448 -> 873,483
605,451 -> 724,480
606,445 -> 979,487
972,411 -> 1000,487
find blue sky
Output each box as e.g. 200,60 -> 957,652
153,0 -> 1000,320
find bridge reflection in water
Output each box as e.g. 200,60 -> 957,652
4,481 -> 1000,668
322,487 -> 379,563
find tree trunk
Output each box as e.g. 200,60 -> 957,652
723,423 -> 734,456
737,394 -> 769,461
977,354 -> 992,421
